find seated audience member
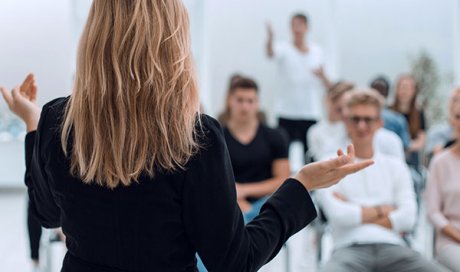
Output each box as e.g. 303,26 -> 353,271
425,103 -> 460,272
308,83 -> 405,161
219,76 -> 290,222
426,87 -> 460,158
318,89 -> 442,272
370,76 -> 411,149
391,74 -> 426,168
308,81 -> 354,161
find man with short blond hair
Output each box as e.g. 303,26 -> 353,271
319,89 -> 442,272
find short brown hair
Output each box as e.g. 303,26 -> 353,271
328,81 -> 354,102
229,77 -> 258,93
218,76 -> 266,125
345,88 -> 385,114
292,13 -> 308,24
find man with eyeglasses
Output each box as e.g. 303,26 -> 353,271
318,89 -> 443,272
307,83 -> 405,162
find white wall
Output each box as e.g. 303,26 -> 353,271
0,0 -> 76,187
0,0 -> 75,105
335,0 -> 455,89
455,0 -> 460,85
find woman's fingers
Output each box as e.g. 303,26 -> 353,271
346,144 -> 355,159
337,159 -> 374,177
0,86 -> 13,107
321,154 -> 351,171
30,83 -> 37,103
20,73 -> 35,99
337,149 -> 344,156
11,86 -> 21,100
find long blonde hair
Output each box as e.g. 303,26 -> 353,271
61,0 -> 200,188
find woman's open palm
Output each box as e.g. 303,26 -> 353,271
295,145 -> 373,191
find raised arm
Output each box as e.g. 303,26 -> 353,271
266,22 -> 275,58
1,74 -> 61,228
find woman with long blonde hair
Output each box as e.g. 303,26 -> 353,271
1,1 -> 372,271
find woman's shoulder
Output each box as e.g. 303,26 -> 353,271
196,114 -> 226,146
185,114 -> 228,167
430,149 -> 456,168
37,96 -> 69,130
40,96 -> 70,123
198,114 -> 222,133
43,96 -> 70,112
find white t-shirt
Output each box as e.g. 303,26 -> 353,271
307,120 -> 348,161
273,41 -> 325,120
375,128 -> 405,161
308,120 -> 405,162
317,152 -> 417,249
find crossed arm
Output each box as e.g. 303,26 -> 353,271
333,192 -> 394,229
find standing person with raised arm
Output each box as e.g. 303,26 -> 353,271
266,14 -> 331,160
0,1 -> 372,271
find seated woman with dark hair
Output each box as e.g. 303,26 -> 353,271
220,76 -> 290,222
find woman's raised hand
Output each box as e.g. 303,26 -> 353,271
0,73 -> 41,132
294,145 -> 373,191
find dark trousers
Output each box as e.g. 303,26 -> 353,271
27,201 -> 42,261
278,117 -> 317,161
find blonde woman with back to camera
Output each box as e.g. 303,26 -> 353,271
0,1 -> 372,271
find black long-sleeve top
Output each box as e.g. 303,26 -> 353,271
25,97 -> 317,272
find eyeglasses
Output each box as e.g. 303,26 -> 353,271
348,116 -> 379,126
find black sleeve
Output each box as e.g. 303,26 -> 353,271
182,115 -> 317,272
267,127 -> 289,160
420,110 -> 426,131
24,102 -> 61,228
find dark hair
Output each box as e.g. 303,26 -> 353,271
229,77 -> 259,93
370,76 -> 390,98
292,13 -> 308,25
218,75 -> 265,125
328,81 -> 354,102
228,74 -> 244,90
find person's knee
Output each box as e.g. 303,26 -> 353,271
321,250 -> 367,272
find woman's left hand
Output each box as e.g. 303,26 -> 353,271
1,73 -> 41,132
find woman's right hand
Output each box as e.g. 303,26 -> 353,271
0,73 -> 41,132
294,145 -> 373,191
